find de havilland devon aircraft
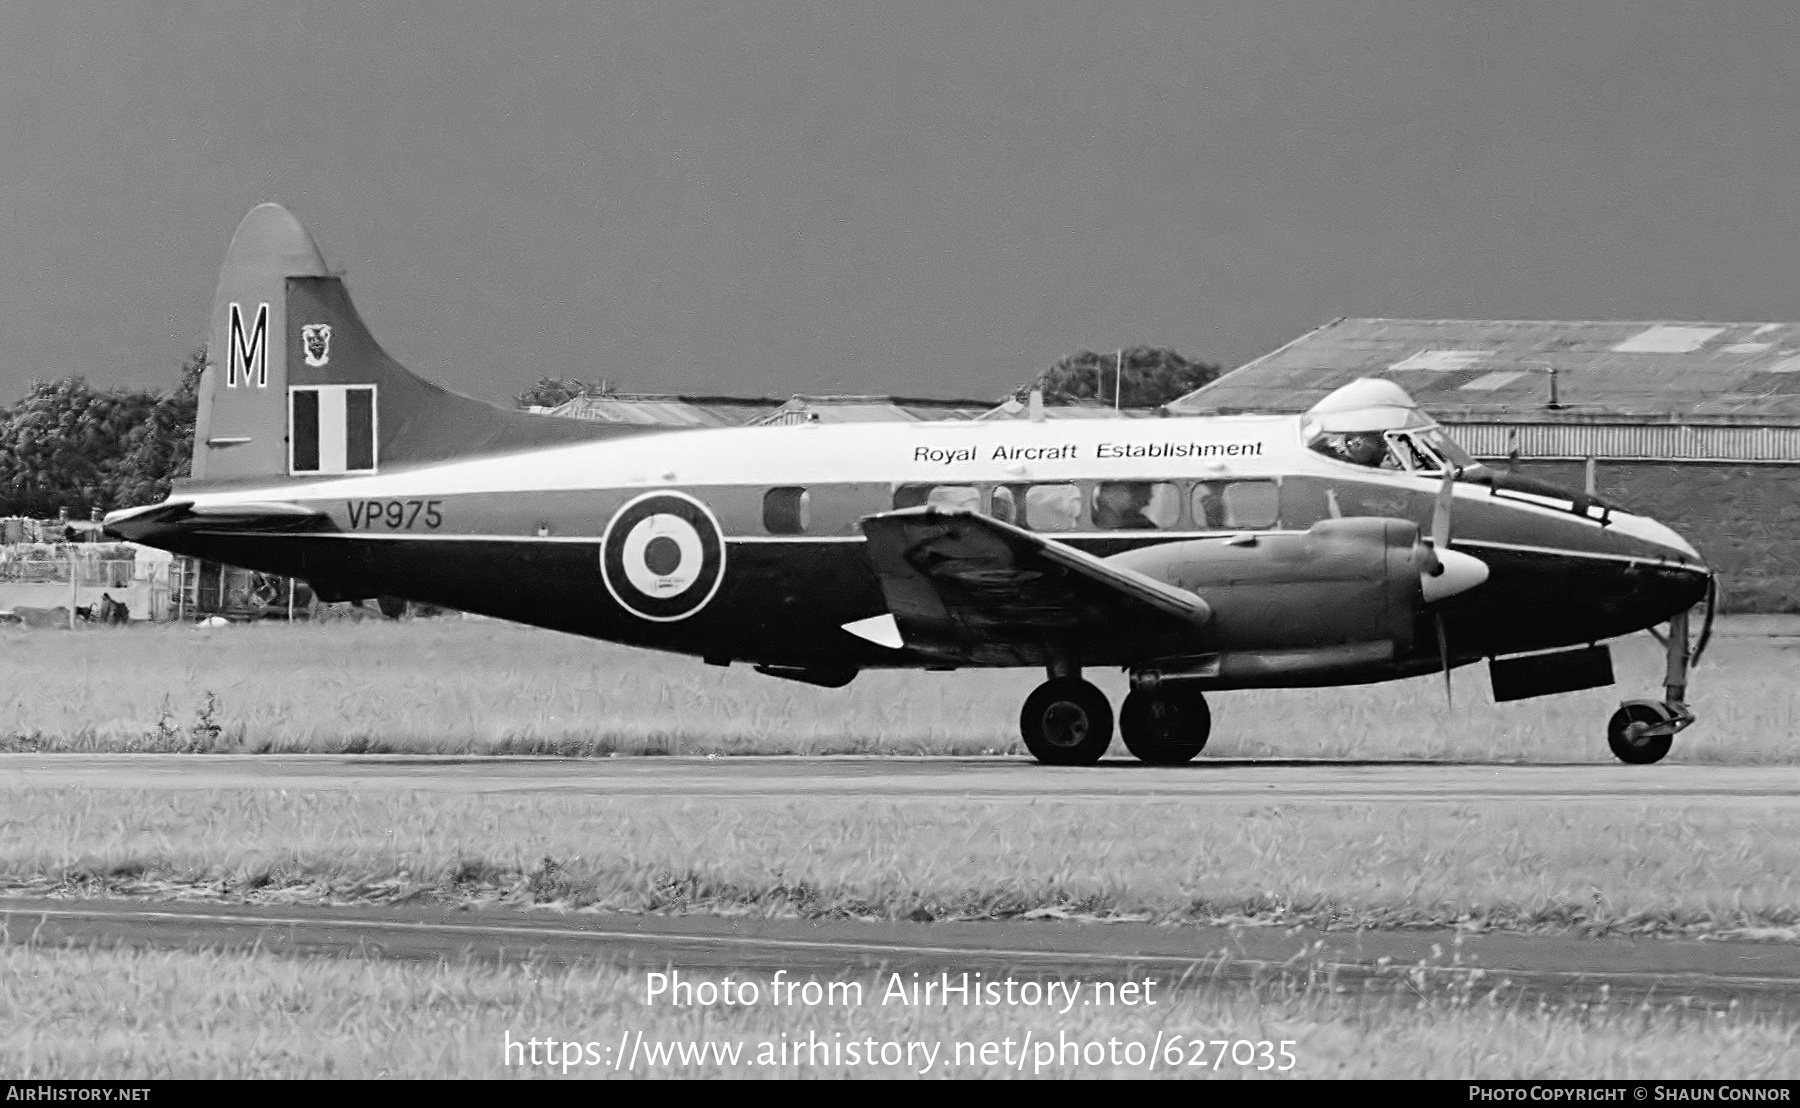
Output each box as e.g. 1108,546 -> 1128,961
108,205 -> 1716,766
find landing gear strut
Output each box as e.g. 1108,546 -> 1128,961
1020,676 -> 1113,765
1609,583 -> 1713,764
1119,685 -> 1212,765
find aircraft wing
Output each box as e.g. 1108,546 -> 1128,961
857,507 -> 1211,665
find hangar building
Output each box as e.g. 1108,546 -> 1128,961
1170,318 -> 1800,611
532,393 -> 995,427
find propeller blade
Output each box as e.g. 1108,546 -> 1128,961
1431,465 -> 1456,551
1436,610 -> 1452,710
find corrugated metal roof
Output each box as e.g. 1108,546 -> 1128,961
1169,318 -> 1800,425
753,396 -> 992,425
537,395 -> 762,427
535,393 -> 995,428
976,399 -> 1164,421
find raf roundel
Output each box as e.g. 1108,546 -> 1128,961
599,491 -> 727,621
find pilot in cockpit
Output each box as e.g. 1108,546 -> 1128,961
1316,430 -> 1394,468
1303,379 -> 1473,473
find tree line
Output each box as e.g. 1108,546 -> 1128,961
2,346 -> 1217,519
0,350 -> 203,519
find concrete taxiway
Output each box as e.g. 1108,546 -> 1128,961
2,753 -> 1798,805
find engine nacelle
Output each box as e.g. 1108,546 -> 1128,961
1104,517 -> 1431,655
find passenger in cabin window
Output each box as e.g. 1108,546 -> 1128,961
927,486 -> 980,512
990,486 -> 1018,525
1093,482 -> 1157,530
893,485 -> 930,510
1192,482 -> 1225,528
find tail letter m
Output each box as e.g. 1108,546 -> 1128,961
227,301 -> 269,388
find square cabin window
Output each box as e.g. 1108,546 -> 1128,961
1191,482 -> 1225,529
1093,481 -> 1180,530
1024,484 -> 1082,531
989,485 -> 1021,525
1221,479 -> 1279,529
763,487 -> 810,534
926,485 -> 980,512
893,484 -> 931,510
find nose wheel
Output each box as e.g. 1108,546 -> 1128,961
1610,579 -> 1712,765
1607,701 -> 1684,764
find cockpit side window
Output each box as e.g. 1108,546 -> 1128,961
1308,429 -> 1399,469
1418,428 -> 1474,467
1388,432 -> 1442,472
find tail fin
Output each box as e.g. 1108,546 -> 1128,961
190,203 -> 645,487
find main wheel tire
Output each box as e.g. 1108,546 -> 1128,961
1020,678 -> 1114,766
376,595 -> 409,620
1607,702 -> 1674,764
1119,687 -> 1212,765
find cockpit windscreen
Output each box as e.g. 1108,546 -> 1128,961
1305,425 -> 1474,472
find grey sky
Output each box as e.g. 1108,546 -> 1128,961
5,1 -> 1799,404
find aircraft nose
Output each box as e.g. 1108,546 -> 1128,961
1606,511 -> 1703,565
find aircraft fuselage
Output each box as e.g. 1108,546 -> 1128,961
114,413 -> 1709,686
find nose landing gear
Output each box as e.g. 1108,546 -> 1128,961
1609,579 -> 1714,765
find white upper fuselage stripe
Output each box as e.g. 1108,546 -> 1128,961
177,415 -> 1303,504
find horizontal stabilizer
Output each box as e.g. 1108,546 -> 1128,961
104,500 -> 330,543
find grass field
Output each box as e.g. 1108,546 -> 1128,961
4,942 -> 1794,1078
1,618 -> 1793,762
4,788 -> 1796,936
4,618 -> 1795,1078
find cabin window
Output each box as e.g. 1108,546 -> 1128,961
926,485 -> 980,512
1024,484 -> 1082,531
1092,481 -> 1179,530
762,487 -> 810,534
1191,482 -> 1224,528
892,484 -> 979,512
893,484 -> 930,510
1220,479 -> 1280,529
989,485 -> 1019,525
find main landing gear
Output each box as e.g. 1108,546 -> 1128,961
1609,583 -> 1714,765
1019,670 -> 1212,766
